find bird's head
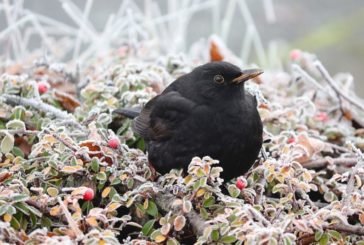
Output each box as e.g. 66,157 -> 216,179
189,61 -> 263,101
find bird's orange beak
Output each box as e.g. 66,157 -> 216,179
232,69 -> 263,84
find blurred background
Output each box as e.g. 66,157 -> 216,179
1,0 -> 363,95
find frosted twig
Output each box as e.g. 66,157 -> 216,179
263,0 -> 276,23
315,60 -> 364,112
303,157 -> 357,169
72,0 -> 93,60
57,197 -> 83,239
291,64 -> 325,91
43,129 -> 91,161
342,142 -> 364,210
0,129 -> 39,135
1,94 -> 75,120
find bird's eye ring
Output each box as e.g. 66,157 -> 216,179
214,75 -> 224,84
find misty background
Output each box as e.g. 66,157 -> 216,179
2,0 -> 364,95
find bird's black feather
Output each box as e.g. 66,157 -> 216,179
117,61 -> 263,180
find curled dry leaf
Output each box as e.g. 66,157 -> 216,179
173,215 -> 186,231
79,140 -> 113,165
53,90 -> 80,112
294,133 -> 326,163
160,223 -> 171,236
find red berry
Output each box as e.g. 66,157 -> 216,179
83,188 -> 94,201
290,49 -> 301,61
108,138 -> 120,149
287,137 -> 295,144
236,177 -> 247,190
37,82 -> 48,94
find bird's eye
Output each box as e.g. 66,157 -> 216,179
214,75 -> 224,84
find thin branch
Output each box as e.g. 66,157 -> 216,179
302,157 -> 357,169
1,94 -> 74,120
343,142 -> 364,210
315,61 -> 364,112
43,129 -> 91,161
57,197 -> 84,239
324,223 -> 364,236
0,129 -> 39,135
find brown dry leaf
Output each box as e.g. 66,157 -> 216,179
53,90 -> 80,112
61,165 -> 84,173
155,235 -> 167,243
15,136 -> 32,157
44,134 -> 57,144
79,140 -> 113,165
173,215 -> 186,231
160,223 -> 171,236
196,188 -> 206,198
294,133 -> 325,163
47,187 -> 59,197
359,213 -> 364,225
0,171 -> 12,183
106,202 -> 121,212
71,187 -> 88,197
209,40 -> 224,61
143,198 -> 149,209
98,239 -> 107,245
59,228 -> 77,239
50,206 -> 61,216
3,213 -> 12,222
343,108 -> 353,121
102,187 -> 111,198
86,217 -> 98,227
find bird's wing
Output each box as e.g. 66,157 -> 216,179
132,91 -> 195,141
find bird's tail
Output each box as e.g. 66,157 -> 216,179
113,107 -> 141,119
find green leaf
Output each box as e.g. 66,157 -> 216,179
90,158 -> 100,172
10,216 -> 21,230
110,178 -> 121,185
136,138 -> 145,151
227,184 -> 240,198
166,238 -> 180,245
1,132 -> 14,154
0,205 -> 8,216
323,191 -> 335,202
200,207 -> 209,219
146,200 -> 158,217
315,231 -> 323,241
193,180 -> 201,190
127,178 -> 134,189
96,172 -> 107,181
82,200 -> 94,213
211,230 -> 220,241
14,202 -> 30,215
12,147 -> 24,158
12,106 -> 26,120
6,119 -> 25,130
27,204 -> 42,217
283,237 -> 293,245
12,194 -> 29,203
328,230 -> 341,240
6,205 -> 16,215
142,219 -> 155,236
220,235 -> 237,244
203,196 -> 215,208
29,212 -> 37,227
41,216 -> 52,228
319,233 -> 329,245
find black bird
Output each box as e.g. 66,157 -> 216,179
114,61 -> 263,180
